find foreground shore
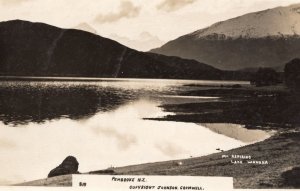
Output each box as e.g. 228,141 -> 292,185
16,131 -> 300,188
16,84 -> 300,188
112,131 -> 300,189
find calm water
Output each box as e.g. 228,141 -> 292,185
0,78 -> 270,184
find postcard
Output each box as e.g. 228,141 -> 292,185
0,0 -> 299,190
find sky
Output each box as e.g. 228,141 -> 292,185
1,0 -> 300,51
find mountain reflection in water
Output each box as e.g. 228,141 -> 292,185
0,79 -> 240,126
0,83 -> 138,126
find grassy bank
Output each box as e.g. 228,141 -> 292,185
16,132 -> 300,188
111,131 -> 300,189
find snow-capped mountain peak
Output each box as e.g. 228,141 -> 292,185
189,3 -> 300,39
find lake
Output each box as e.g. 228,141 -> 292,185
0,78 -> 271,184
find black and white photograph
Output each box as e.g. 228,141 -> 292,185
0,0 -> 300,190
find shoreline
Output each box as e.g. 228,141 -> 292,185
0,76 -> 250,83
110,130 -> 299,189
16,130 -> 299,188
14,84 -> 300,188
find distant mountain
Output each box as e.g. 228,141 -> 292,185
151,3 -> 300,70
109,32 -> 165,52
74,22 -> 98,34
0,20 -> 225,80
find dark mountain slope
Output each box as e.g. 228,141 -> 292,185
0,20 -> 224,80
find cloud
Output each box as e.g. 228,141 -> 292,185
157,0 -> 196,12
0,139 -> 16,149
95,1 -> 140,24
0,0 -> 30,6
93,127 -> 137,150
155,142 -> 186,157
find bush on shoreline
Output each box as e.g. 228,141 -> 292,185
285,58 -> 300,92
250,68 -> 281,87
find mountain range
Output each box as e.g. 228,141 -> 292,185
2,3 -> 298,80
0,20 -> 227,80
151,3 -> 300,71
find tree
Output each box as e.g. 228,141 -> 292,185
284,58 -> 300,92
250,68 -> 281,87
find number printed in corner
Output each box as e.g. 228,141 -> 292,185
79,182 -> 87,187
